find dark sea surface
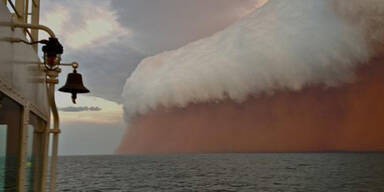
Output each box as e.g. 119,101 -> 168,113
56,153 -> 384,192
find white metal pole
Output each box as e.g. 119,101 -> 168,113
47,82 -> 60,192
49,133 -> 59,192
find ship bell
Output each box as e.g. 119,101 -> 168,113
58,69 -> 90,104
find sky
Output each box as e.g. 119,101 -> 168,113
38,0 -> 384,155
39,0 -> 260,155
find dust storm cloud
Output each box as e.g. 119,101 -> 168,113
117,0 -> 384,153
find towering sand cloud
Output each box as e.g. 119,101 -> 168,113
117,0 -> 384,154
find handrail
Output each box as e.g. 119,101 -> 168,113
3,0 -> 41,48
0,21 -> 56,38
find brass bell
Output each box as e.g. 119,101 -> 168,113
58,69 -> 90,104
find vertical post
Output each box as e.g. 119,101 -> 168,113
46,71 -> 60,192
18,103 -> 30,192
49,130 -> 59,192
14,0 -> 25,23
23,0 -> 29,24
40,85 -> 51,192
31,0 -> 40,50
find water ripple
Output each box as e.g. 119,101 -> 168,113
56,153 -> 384,192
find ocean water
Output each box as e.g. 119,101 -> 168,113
56,153 -> 384,192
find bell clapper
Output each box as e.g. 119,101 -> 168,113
71,93 -> 77,104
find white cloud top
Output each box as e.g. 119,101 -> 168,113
123,0 -> 384,115
122,0 -> 384,117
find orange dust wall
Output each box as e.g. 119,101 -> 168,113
117,50 -> 384,154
